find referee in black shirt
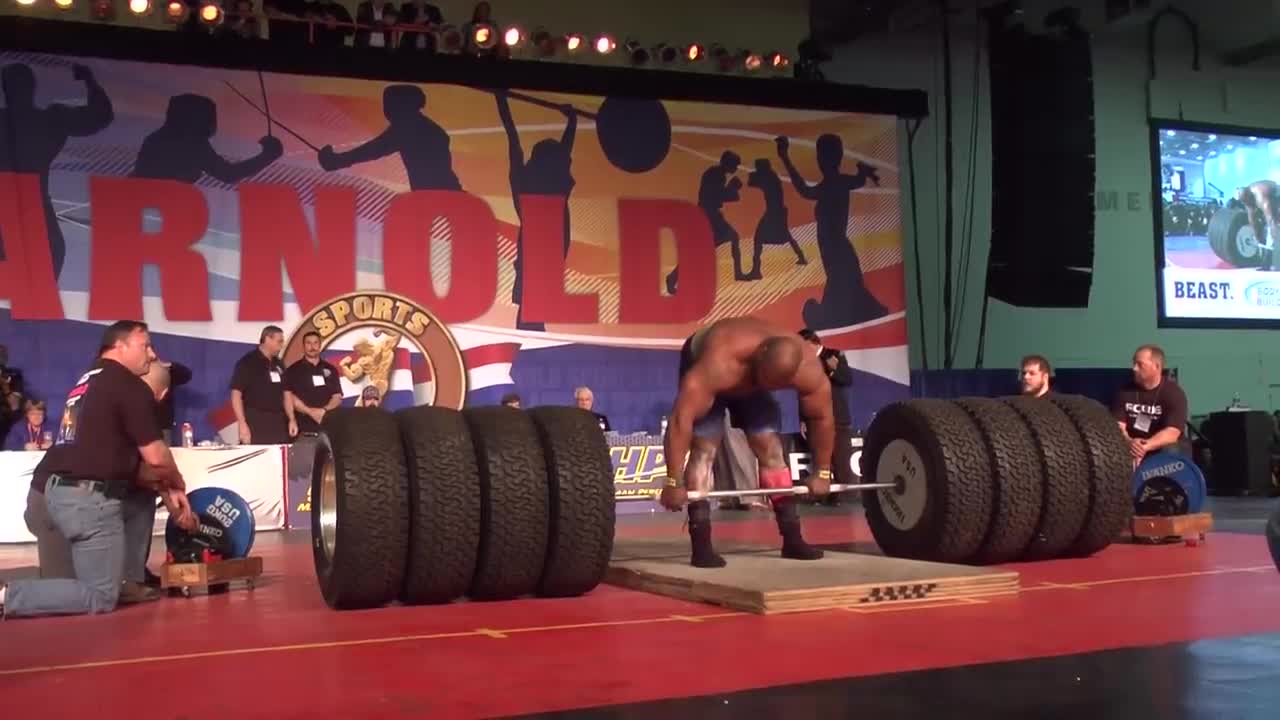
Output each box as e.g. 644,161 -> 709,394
285,331 -> 343,434
0,321 -> 196,619
230,325 -> 298,445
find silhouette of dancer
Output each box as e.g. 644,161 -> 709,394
775,135 -> 887,329
494,90 -> 577,332
132,94 -> 283,183
0,63 -> 114,279
317,84 -> 461,191
665,151 -> 746,294
744,158 -> 807,278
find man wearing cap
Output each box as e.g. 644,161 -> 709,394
360,385 -> 381,407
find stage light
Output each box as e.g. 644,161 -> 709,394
654,43 -> 678,64
198,0 -> 222,24
684,43 -> 705,62
594,34 -> 616,54
54,0 -> 75,9
531,28 -> 555,57
15,0 -> 37,7
743,51 -> 763,72
164,0 -> 186,21
502,26 -> 524,47
129,0 -> 152,15
438,25 -> 463,53
565,33 -> 584,52
709,45 -> 734,72
625,40 -> 649,66
471,23 -> 496,50
767,51 -> 790,70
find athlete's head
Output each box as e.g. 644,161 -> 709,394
751,336 -> 803,390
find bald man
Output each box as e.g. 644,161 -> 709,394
661,317 -> 832,567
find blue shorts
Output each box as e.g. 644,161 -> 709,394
692,392 -> 782,440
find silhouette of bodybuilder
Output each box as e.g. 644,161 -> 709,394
666,151 -> 746,294
745,158 -> 807,278
776,134 -> 888,329
0,63 -> 114,279
133,94 -> 283,184
317,84 -> 461,191
1236,180 -> 1280,271
495,90 -> 577,332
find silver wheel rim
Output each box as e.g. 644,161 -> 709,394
320,457 -> 337,561
1236,224 -> 1259,257
876,438 -> 927,531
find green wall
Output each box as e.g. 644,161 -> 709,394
827,14 -> 1280,415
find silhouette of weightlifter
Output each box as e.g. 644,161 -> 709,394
132,94 -> 283,184
776,134 -> 888,329
0,62 -> 114,279
495,90 -> 577,332
317,84 -> 461,191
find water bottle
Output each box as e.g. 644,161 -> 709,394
598,417 -> 606,431
181,422 -> 194,448
660,416 -> 668,438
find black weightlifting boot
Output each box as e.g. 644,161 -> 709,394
775,498 -> 824,560
687,500 -> 727,568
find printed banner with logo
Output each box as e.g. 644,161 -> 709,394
0,49 -> 909,447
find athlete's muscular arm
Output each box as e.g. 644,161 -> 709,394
664,372 -> 716,484
795,362 -> 836,475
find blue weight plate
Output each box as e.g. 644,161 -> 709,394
1132,451 -> 1207,515
165,487 -> 257,559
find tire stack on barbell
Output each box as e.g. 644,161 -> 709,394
309,405 -> 617,610
861,394 -> 1133,565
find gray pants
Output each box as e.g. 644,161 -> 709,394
21,486 -> 157,583
23,487 -> 73,579
4,481 -> 125,617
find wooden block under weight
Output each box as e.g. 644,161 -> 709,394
161,556 -> 264,589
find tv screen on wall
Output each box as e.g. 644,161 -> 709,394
1153,120 -> 1280,328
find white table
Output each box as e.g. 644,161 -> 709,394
0,445 -> 288,543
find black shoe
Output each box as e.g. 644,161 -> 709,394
144,569 -> 162,588
774,498 -> 825,561
688,501 -> 727,568
119,581 -> 162,605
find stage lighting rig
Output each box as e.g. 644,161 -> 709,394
594,34 -> 616,54
471,23 -> 497,50
625,40 -> 649,66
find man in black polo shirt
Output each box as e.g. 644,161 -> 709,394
0,321 -> 196,619
1112,344 -> 1189,468
285,331 -> 343,434
230,325 -> 298,445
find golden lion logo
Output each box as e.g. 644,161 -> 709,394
282,292 -> 468,409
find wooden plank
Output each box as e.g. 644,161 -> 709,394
605,549 -> 1021,614
160,556 -> 263,589
1132,512 -> 1213,539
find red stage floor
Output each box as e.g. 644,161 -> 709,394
2,510 -> 1279,719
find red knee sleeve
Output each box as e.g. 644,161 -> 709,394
759,466 -> 793,490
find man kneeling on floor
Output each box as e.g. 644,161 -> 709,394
660,316 -> 833,567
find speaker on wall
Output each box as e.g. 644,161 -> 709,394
985,20 -> 1097,308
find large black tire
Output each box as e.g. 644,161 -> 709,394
951,397 -> 1044,564
528,407 -> 617,597
311,407 -> 409,610
396,406 -> 481,605
862,399 -> 994,563
1048,394 -> 1133,557
464,406 -> 551,600
1207,206 -> 1265,268
1001,396 -> 1091,560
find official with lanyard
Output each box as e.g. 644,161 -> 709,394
0,321 -> 196,620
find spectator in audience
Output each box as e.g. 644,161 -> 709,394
574,386 -> 611,430
1019,354 -> 1053,397
219,0 -> 263,40
0,343 -> 23,437
360,384 -> 382,407
263,0 -> 310,45
501,392 -> 521,408
4,399 -> 53,451
399,0 -> 443,51
311,0 -> 355,48
355,1 -> 399,49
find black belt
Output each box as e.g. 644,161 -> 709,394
48,475 -> 126,499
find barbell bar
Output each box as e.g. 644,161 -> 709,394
687,482 -> 899,501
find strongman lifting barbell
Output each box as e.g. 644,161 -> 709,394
310,393 -> 1136,611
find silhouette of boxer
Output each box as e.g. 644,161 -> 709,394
317,84 -> 461,191
495,90 -> 577,332
665,151 -> 746,294
776,134 -> 888,329
745,158 -> 807,278
0,63 -> 114,279
132,94 -> 283,184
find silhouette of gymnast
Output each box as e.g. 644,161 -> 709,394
776,134 -> 888,329
0,63 -> 114,279
494,90 -> 577,332
317,84 -> 461,191
132,94 -> 283,184
745,158 -> 807,278
665,151 -> 746,294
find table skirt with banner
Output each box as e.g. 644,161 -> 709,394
2,431 -> 862,541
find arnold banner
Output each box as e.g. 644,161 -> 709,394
0,50 -> 909,448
